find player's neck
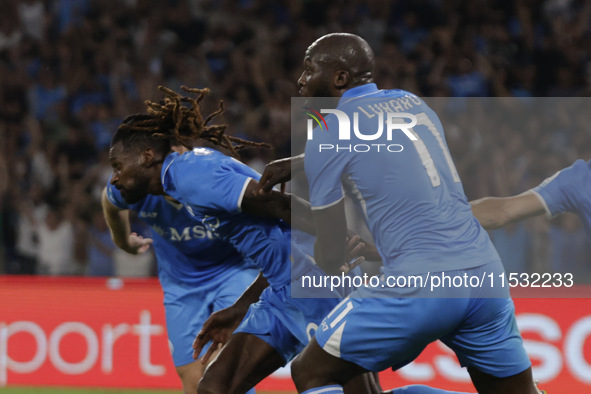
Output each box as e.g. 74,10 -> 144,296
148,164 -> 166,196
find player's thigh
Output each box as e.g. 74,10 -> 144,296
199,301 -> 304,394
314,296 -> 467,373
166,268 -> 258,365
198,333 -> 285,394
165,297 -> 214,367
235,295 -> 307,362
468,365 -> 538,394
291,337 -> 372,392
343,371 -> 383,394
440,296 -> 531,380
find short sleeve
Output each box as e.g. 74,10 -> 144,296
532,161 -> 584,217
531,183 -> 563,218
164,151 -> 254,215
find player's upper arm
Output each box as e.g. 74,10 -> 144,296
101,187 -> 131,247
166,155 -> 252,215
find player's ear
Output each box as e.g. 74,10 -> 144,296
139,148 -> 157,167
334,70 -> 349,89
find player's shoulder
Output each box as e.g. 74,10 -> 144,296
571,158 -> 591,173
379,88 -> 428,115
383,88 -> 414,96
164,148 -> 226,177
174,147 -> 226,165
164,148 -> 260,189
567,159 -> 591,187
382,88 -> 423,101
557,159 -> 590,182
538,159 -> 590,191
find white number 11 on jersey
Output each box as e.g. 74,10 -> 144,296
408,112 -> 461,187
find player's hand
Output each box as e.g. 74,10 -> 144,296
339,256 -> 365,274
345,230 -> 381,261
258,158 -> 292,195
125,232 -> 153,254
345,231 -> 366,261
192,306 -> 245,364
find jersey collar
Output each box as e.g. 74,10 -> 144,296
161,152 -> 180,185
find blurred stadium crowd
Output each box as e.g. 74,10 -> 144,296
0,0 -> 590,280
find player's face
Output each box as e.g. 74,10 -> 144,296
298,54 -> 334,97
109,142 -> 152,204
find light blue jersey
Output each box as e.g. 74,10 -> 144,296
161,148 -> 326,288
106,182 -> 259,366
160,148 -> 342,358
305,84 -> 530,379
107,182 -> 257,299
305,83 -> 500,276
532,159 -> 591,240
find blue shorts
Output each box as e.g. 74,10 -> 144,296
165,266 -> 259,367
236,279 -> 341,363
234,296 -> 305,363
315,261 -> 531,378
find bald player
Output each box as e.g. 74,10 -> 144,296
263,33 -> 542,394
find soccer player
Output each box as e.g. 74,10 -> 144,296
108,86 -> 374,394
102,173 -> 261,394
283,33 -> 540,394
471,159 -> 591,240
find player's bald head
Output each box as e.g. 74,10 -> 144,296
305,33 -> 374,84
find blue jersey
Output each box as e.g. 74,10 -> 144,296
106,182 -> 256,304
305,83 -> 499,275
161,148 -> 316,289
532,159 -> 591,241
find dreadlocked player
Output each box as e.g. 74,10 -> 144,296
108,86 -> 375,394
102,86 -> 266,394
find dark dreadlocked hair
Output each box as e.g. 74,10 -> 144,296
111,86 -> 271,159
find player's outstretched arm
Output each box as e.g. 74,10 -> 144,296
470,191 -> 546,230
258,153 -> 305,194
242,178 -> 317,235
192,272 -> 269,363
101,187 -> 153,254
